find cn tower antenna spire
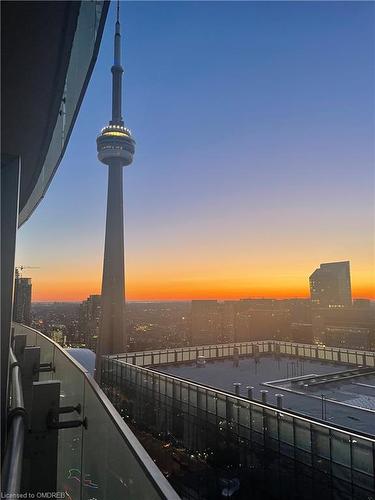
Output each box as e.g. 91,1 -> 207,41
111,0 -> 123,125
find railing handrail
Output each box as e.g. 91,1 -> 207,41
111,356 -> 375,444
14,323 -> 180,500
115,340 -> 375,359
9,348 -> 25,410
2,346 -> 26,495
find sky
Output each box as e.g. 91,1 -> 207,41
16,1 -> 375,302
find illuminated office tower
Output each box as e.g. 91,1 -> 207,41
309,261 -> 352,308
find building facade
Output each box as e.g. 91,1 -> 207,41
234,308 -> 291,342
309,261 -> 352,308
190,300 -> 221,345
78,294 -> 101,350
324,325 -> 370,350
13,270 -> 32,325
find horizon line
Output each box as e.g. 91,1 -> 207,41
32,296 -> 374,304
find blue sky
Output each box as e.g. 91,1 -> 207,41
16,1 -> 375,301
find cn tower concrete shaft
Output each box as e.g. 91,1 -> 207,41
100,160 -> 126,354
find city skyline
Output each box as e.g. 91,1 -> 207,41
15,1 -> 375,302
24,274 -> 375,304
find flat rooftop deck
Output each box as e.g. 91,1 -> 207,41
156,355 -> 375,435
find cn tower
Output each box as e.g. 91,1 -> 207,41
96,1 -> 135,369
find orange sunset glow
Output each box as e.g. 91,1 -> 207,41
28,264 -> 374,302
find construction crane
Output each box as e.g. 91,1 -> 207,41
15,266 -> 40,278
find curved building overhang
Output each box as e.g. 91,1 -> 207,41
1,1 -> 110,226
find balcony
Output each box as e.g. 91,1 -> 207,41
3,323 -> 179,499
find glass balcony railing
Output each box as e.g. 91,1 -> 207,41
102,341 -> 375,498
12,323 -> 180,500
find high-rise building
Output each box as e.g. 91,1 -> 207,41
234,308 -> 291,342
190,300 -> 221,345
96,4 -> 135,361
78,294 -> 101,349
309,261 -> 352,308
13,269 -> 32,325
222,301 -> 237,342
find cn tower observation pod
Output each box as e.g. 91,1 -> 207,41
97,124 -> 135,166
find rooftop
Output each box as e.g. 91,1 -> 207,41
157,354 -> 375,434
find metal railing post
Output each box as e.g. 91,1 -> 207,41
13,334 -> 27,362
23,380 -> 60,494
20,346 -> 40,419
